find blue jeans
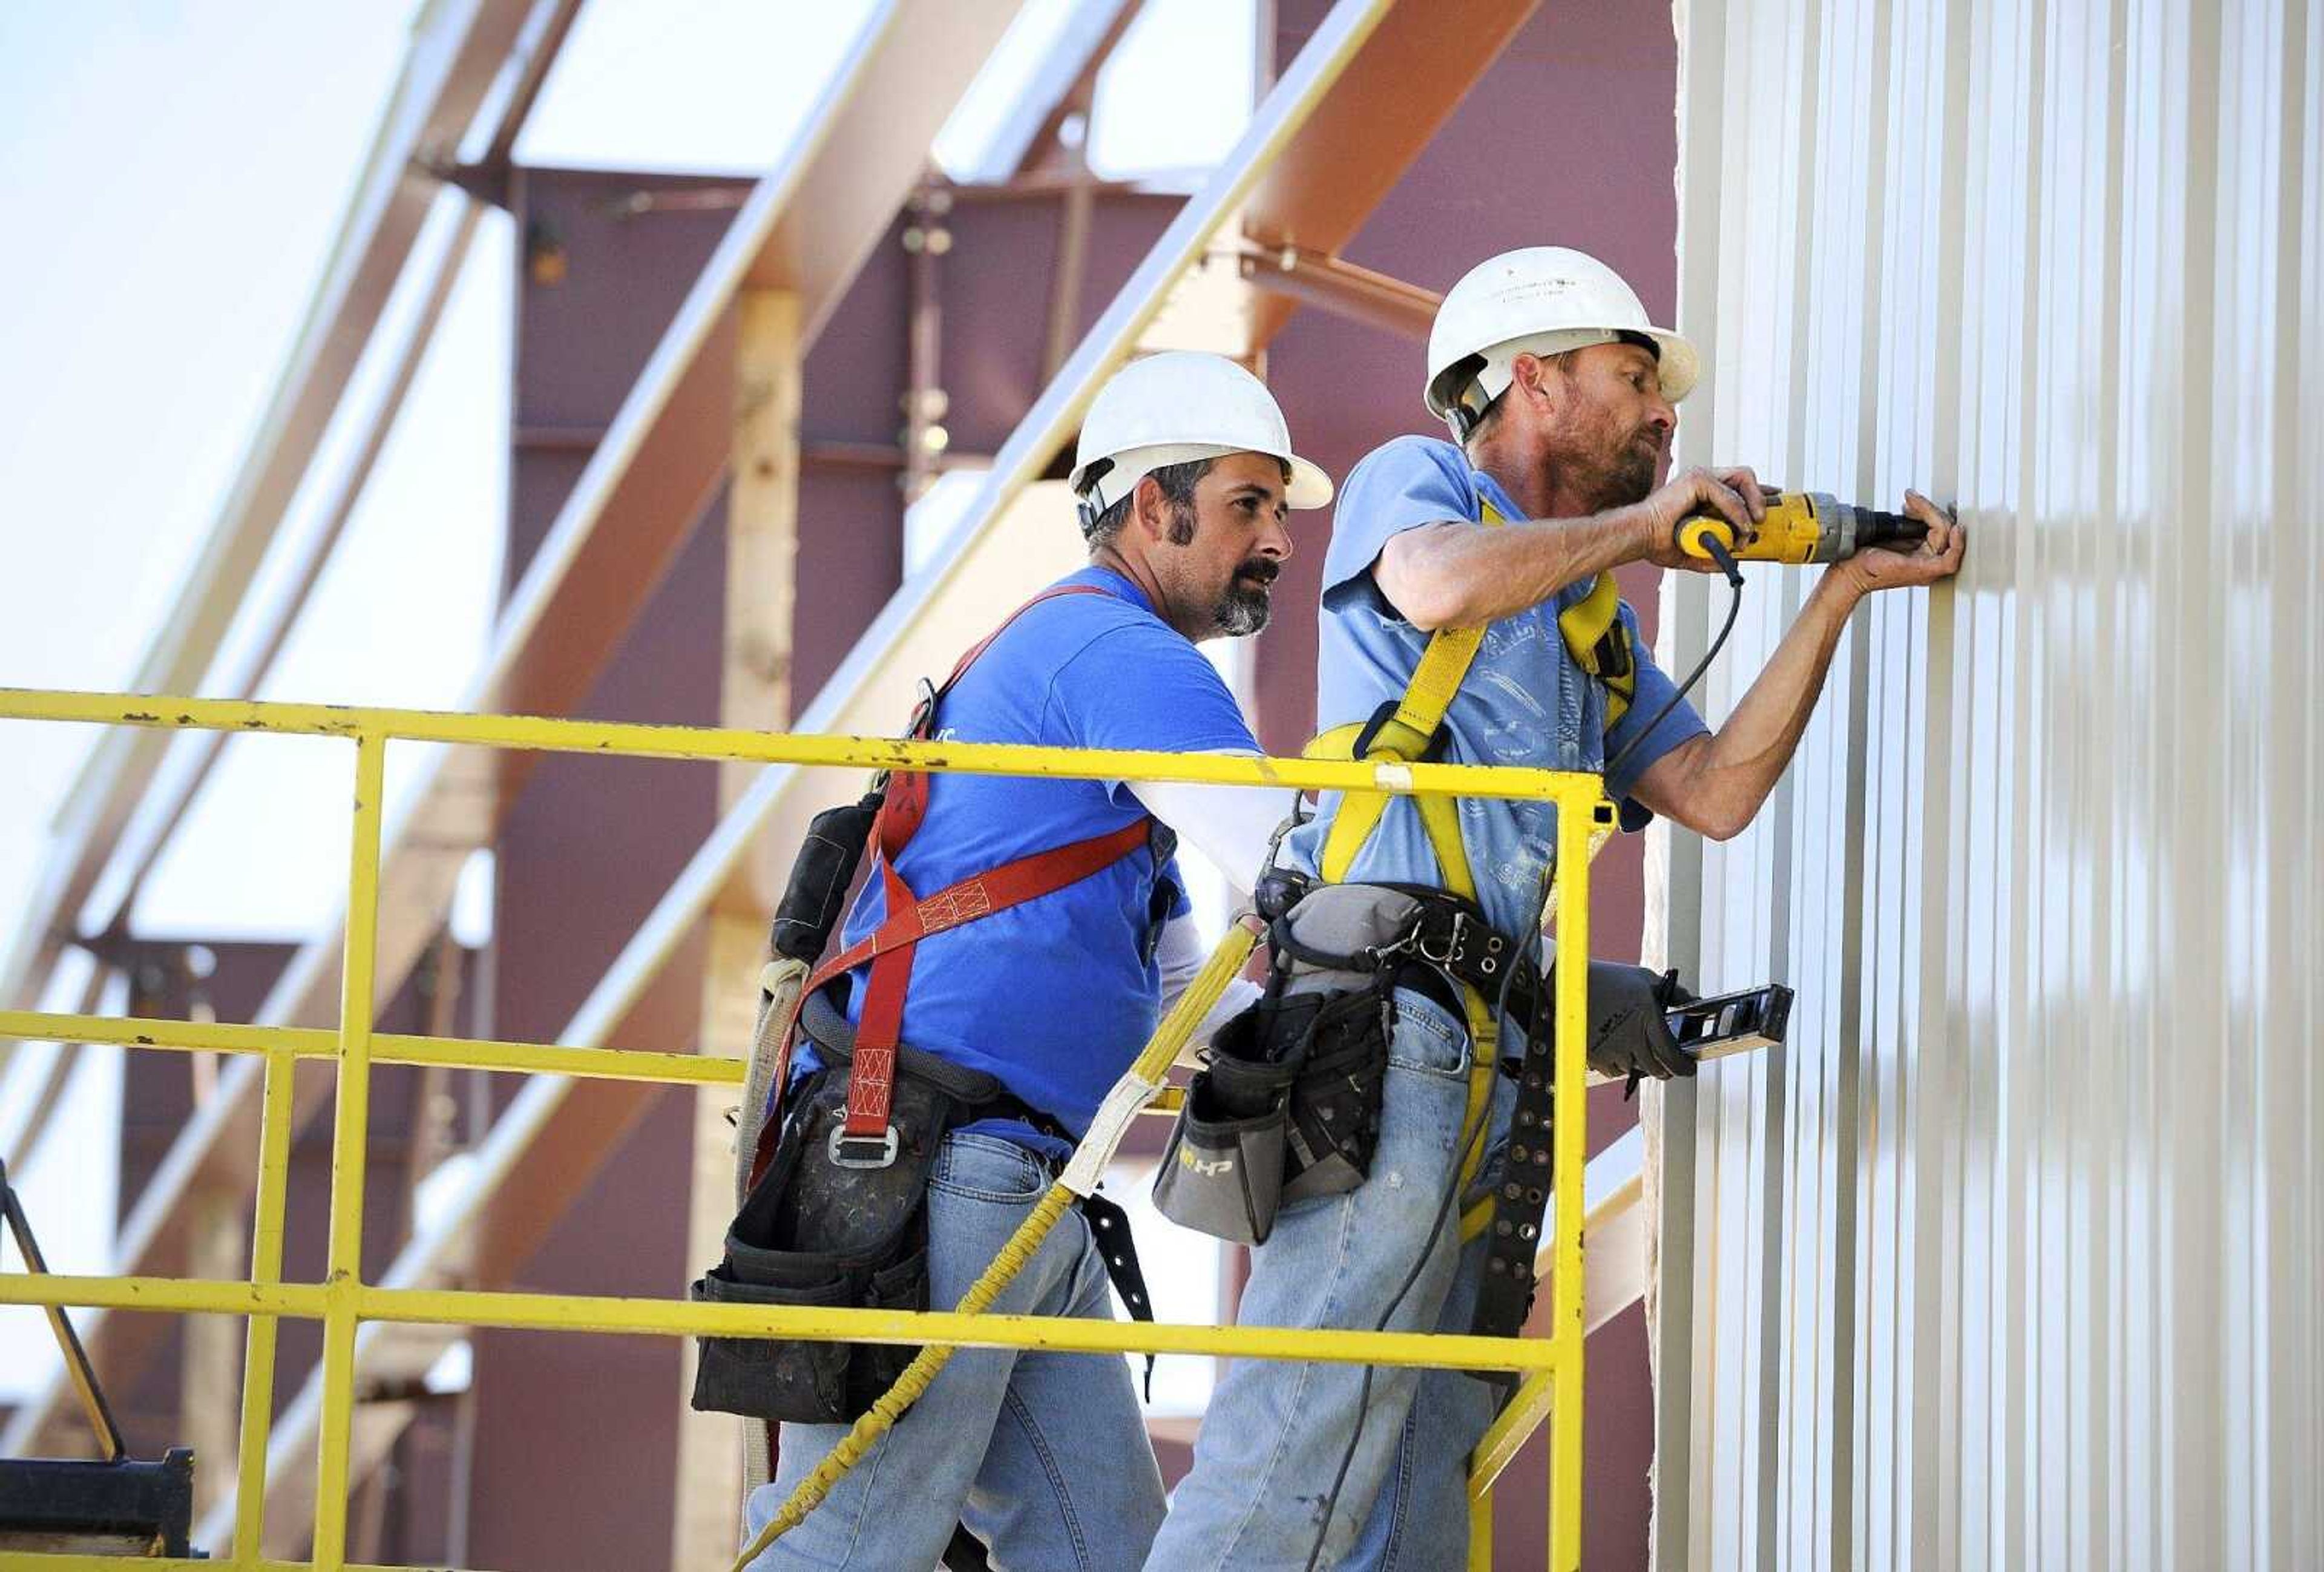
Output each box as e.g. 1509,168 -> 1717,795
1144,988 -> 1518,1570
744,1132 -> 1165,1570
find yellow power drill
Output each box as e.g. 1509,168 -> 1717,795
1677,491 -> 1928,573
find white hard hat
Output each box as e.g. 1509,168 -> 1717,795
1070,350 -> 1333,516
1423,247 -> 1699,438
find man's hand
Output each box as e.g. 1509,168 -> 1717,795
1629,466 -> 1774,573
1631,487 -> 1968,841
1583,961 -> 1698,1085
1824,490 -> 1965,600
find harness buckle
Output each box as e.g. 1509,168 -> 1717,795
827,1125 -> 901,1169
1351,698 -> 1452,765
1254,867 -> 1315,923
1417,910 -> 1471,968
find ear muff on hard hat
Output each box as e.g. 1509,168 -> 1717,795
1070,352 -> 1333,523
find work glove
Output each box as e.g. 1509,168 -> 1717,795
1584,961 -> 1698,1095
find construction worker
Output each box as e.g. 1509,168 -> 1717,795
1144,248 -> 1964,1567
739,350 -> 1331,1571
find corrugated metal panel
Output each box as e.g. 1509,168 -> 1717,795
1653,1 -> 2324,1568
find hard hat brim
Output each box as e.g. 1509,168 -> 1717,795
1424,324 -> 1702,418
1076,444 -> 1334,512
1285,455 -> 1334,510
1642,328 -> 1700,402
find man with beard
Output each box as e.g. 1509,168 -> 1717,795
744,350 -> 1331,1571
1145,248 -> 1961,1568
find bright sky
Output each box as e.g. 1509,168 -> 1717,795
0,0 -> 1255,1405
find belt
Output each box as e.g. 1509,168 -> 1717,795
1391,959 -> 1465,1022
1258,872 -> 1548,1048
796,984 -> 1160,1393
1253,871 -> 1555,1347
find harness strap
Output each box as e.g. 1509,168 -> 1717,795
1309,494 -> 1646,896
809,817 -> 1156,992
1299,485 -> 1638,1306
1305,501 -> 1515,1191
1077,1190 -> 1159,1397
1472,1018 -> 1558,1344
815,584 -> 1159,1148
1555,569 -> 1636,729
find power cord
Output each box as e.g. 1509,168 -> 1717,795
1298,544 -> 1747,1566
1299,858 -> 1555,1571
1602,538 -> 1745,788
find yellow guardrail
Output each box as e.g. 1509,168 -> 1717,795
0,688 -> 1611,1572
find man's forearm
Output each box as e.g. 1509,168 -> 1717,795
1636,572 -> 1862,839
1127,769 -> 1288,896
1379,505 -> 1650,630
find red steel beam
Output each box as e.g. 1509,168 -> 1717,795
0,0 -> 1025,1462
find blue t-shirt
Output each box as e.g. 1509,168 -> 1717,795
1281,436 -> 1707,942
821,566 -> 1258,1137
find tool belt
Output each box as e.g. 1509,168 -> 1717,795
1256,869 -> 1550,1048
691,988 -> 981,1425
1154,873 -> 1557,1340
693,987 -> 1158,1424
1153,976 -> 1393,1245
1155,876 -> 1538,1247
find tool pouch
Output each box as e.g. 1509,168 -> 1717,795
1277,986 -> 1393,1205
1154,886 -> 1403,1244
769,792 -> 884,965
691,1064 -> 949,1425
1154,1043 -> 1296,1245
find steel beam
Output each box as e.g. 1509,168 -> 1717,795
1235,243 -> 1438,340
183,0 -> 1546,1536
0,0 -> 533,1062
57,0 -> 1554,1529
1239,0 -> 1543,344
0,0 -> 1025,1464
671,284 -> 803,1569
968,0 -> 1142,183
0,2 -> 587,1173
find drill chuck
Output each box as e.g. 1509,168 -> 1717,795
1678,491 -> 1928,565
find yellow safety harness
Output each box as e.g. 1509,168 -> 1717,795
1301,496 -> 1633,1212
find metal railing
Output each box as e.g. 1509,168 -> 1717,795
0,689 -> 1610,1571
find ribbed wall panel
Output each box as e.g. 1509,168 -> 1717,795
1652,1 -> 2324,1568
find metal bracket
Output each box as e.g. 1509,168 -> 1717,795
827,1125 -> 901,1170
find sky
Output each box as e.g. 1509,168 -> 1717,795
0,0 -> 1255,1408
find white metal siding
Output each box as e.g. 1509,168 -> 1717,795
1653,1 -> 2324,1568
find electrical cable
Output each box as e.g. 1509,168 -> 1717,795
1601,540 -> 1746,789
1298,1054 -> 1492,1572
1299,858 -> 1554,1571
1301,547 -> 1745,1567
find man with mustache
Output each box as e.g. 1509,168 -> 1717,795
744,350 -> 1330,1570
1147,248 -> 1962,1568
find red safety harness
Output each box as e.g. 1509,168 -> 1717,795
776,584 -> 1158,1168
